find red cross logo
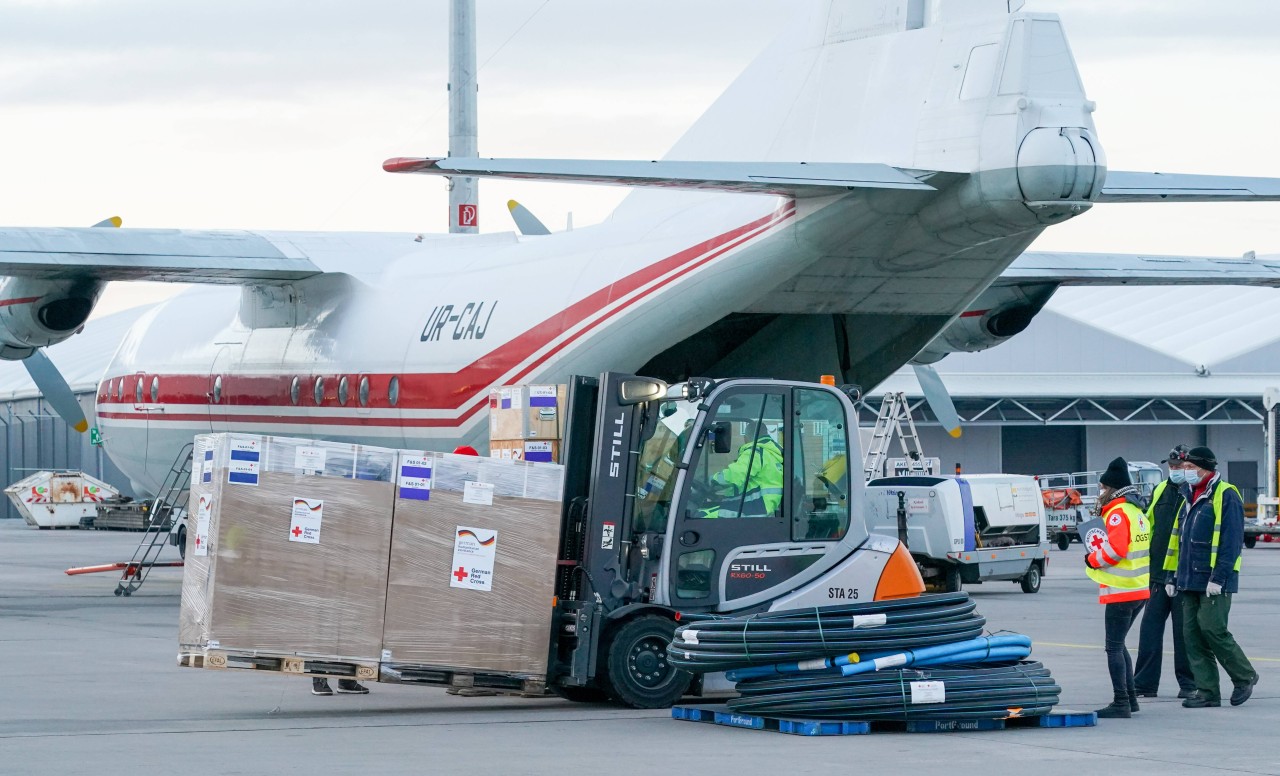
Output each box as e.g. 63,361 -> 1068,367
292,526 -> 303,538
1089,533 -> 1105,550
195,535 -> 203,548
453,566 -> 469,582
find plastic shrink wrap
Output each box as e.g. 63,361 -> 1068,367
179,434 -> 396,662
382,451 -> 565,676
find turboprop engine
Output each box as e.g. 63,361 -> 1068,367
0,277 -> 105,360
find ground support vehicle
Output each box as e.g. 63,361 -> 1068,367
536,373 -> 925,707
4,470 -> 122,528
865,474 -> 1048,593
1037,462 -> 1163,550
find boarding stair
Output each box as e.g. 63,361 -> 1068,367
862,392 -> 927,481
113,442 -> 193,597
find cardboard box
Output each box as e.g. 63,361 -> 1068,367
489,439 -> 561,464
179,434 -> 397,661
488,384 -> 567,440
382,452 -> 565,676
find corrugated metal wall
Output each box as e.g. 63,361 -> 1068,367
0,392 -> 135,520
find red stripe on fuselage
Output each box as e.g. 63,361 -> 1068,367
0,296 -> 41,307
97,204 -> 796,428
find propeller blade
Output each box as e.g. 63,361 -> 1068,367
507,200 -> 552,236
24,349 -> 89,433
912,364 -> 962,439
91,216 -> 123,228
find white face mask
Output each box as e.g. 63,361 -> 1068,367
1184,469 -> 1203,487
1169,469 -> 1186,485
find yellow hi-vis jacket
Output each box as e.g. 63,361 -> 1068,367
1085,497 -> 1151,604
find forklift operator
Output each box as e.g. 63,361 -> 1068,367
699,431 -> 785,518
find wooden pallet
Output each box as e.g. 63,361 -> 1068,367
671,705 -> 1096,737
177,650 -> 378,681
379,662 -> 547,695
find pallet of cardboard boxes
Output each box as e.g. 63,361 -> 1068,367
177,388 -> 567,691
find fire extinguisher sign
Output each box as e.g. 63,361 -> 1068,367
458,204 -> 478,228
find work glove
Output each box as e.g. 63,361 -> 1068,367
1165,583 -> 1176,598
1206,581 -> 1223,597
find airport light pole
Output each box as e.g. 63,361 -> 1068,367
449,0 -> 479,234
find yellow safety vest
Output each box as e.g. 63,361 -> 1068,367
1086,501 -> 1151,600
1163,482 -> 1243,574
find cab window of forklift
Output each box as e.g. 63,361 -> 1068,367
684,392 -> 785,520
791,388 -> 851,541
632,399 -> 700,533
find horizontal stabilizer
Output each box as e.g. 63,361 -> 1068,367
0,227 -> 323,283
1000,251 -> 1280,286
383,157 -> 937,197
1098,172 -> 1280,202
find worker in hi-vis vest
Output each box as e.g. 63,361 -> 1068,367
1133,445 -> 1198,700
701,432 -> 785,518
1162,445 -> 1259,708
1084,457 -> 1151,719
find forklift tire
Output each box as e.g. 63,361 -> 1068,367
1244,535 -> 1258,550
1056,533 -> 1071,551
943,566 -> 963,593
1020,563 -> 1042,594
176,525 -> 187,560
553,686 -> 611,704
601,615 -> 691,709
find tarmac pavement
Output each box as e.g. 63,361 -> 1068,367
2,519 -> 1277,776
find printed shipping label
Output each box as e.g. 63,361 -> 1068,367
450,525 -> 498,591
228,437 -> 262,486
294,446 -> 327,474
528,385 -> 558,407
524,441 -> 554,463
288,497 -> 324,544
398,453 -> 433,501
910,681 -> 946,704
462,481 -> 495,506
193,494 -> 213,557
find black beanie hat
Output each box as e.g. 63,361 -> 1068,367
1186,446 -> 1218,471
1099,457 -> 1131,490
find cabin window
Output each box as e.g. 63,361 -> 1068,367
135,378 -> 143,404
388,376 -> 400,407
212,376 -> 222,404
358,376 -> 370,407
338,376 -> 350,406
313,377 -> 325,406
150,376 -> 159,403
290,377 -> 301,406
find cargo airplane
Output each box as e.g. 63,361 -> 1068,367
3,0 -> 1280,495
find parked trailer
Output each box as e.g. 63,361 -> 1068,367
1037,462 -> 1163,550
865,474 -> 1048,593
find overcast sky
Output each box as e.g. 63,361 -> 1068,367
2,0 -> 1279,317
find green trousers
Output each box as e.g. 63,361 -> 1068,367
1180,592 -> 1256,702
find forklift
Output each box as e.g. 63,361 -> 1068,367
547,373 -> 924,707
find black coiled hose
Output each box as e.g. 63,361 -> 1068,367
728,662 -> 1061,720
669,593 -> 985,674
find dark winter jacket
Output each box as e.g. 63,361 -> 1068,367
1169,475 -> 1245,594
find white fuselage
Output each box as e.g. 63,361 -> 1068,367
93,8 -> 1103,494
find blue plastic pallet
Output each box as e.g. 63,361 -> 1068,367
672,705 -> 1095,737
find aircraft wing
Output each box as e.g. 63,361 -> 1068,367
997,251 -> 1280,286
1098,172 -> 1280,202
0,227 -> 324,283
383,157 -> 937,197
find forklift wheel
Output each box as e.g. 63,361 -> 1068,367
943,566 -> 963,593
1020,563 -> 1042,594
1055,533 -> 1071,551
1244,535 -> 1258,550
552,686 -> 610,704
602,615 -> 691,709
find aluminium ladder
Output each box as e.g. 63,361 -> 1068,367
114,442 -> 193,597
862,392 -> 926,481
